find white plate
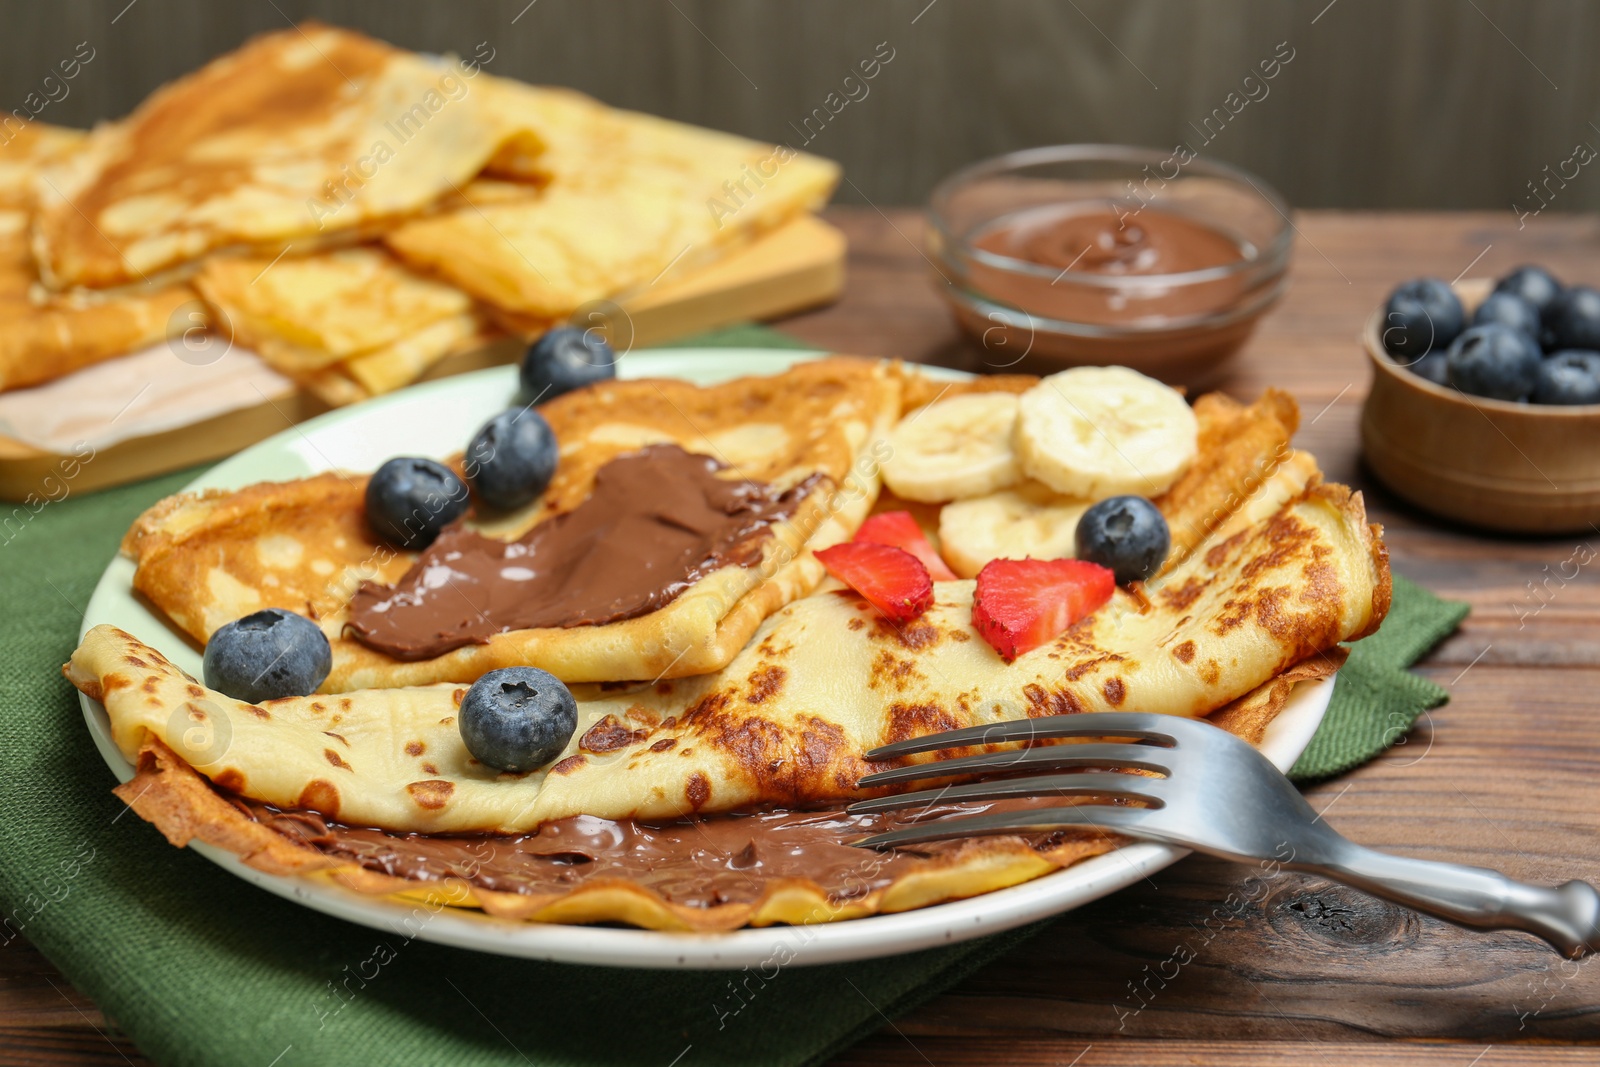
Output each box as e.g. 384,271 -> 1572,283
78,348 -> 1334,969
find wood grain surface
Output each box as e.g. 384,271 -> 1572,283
8,207 -> 1600,1065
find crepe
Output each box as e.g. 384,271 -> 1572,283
121,358 -> 902,686
72,641 -> 1341,931
1156,388 -> 1304,568
189,172 -> 552,405
79,479 -> 1386,832
192,246 -> 497,404
894,369 -> 1040,414
384,80 -> 841,325
100,735 -> 1139,930
31,23 -> 533,291
0,122 -> 193,392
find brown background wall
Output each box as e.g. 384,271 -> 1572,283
6,0 -> 1599,218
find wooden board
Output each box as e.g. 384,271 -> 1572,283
0,215 -> 845,501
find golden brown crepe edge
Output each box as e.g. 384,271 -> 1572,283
101,653 -> 1336,931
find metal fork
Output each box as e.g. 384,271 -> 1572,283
850,711 -> 1600,958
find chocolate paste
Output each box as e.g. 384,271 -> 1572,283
239,796 -> 1097,908
347,444 -> 818,661
965,202 -> 1252,328
977,203 -> 1245,278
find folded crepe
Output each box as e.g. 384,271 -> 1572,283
31,23 -> 538,291
121,358 -> 903,686
384,80 -> 841,327
0,122 -> 191,392
182,71 -> 843,403
192,246 -> 497,405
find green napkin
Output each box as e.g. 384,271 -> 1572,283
651,322 -> 814,350
1289,574 -> 1469,781
0,339 -> 1467,1067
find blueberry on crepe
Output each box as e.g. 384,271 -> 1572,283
1075,495 -> 1171,585
465,408 -> 558,511
365,457 -> 469,549
1382,278 -> 1464,361
1446,324 -> 1540,401
1534,351 -> 1600,406
520,327 -> 616,402
203,608 -> 331,703
458,667 -> 578,773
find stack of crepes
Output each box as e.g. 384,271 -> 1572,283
1,22 -> 839,402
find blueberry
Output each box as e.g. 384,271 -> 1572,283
1493,265 -> 1562,322
458,667 -> 578,773
203,608 -> 331,703
465,408 -> 559,512
1533,350 -> 1600,405
1445,324 -> 1541,401
1471,291 -> 1540,341
1382,278 -> 1465,361
1545,286 -> 1600,351
365,457 -> 469,549
1409,350 -> 1452,387
1074,495 -> 1170,585
520,327 -> 616,402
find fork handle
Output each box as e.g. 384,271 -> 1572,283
1301,842 -> 1600,958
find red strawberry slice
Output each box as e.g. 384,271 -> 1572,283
854,511 -> 958,581
972,558 -> 1115,662
815,541 -> 934,622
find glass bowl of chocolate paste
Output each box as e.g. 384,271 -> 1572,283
928,144 -> 1292,384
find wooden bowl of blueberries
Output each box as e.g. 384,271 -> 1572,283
1361,265 -> 1600,533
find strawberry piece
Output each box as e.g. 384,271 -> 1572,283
854,510 -> 958,581
971,558 -> 1115,662
815,541 -> 934,622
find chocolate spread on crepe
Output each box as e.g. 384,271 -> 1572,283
239,795 -> 1095,907
347,444 -> 821,661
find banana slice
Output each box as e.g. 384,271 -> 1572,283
938,480 -> 1092,579
1016,366 -> 1197,498
882,392 -> 1021,503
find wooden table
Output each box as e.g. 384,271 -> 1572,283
8,207 -> 1600,1066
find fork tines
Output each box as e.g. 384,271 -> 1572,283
849,769 -> 1168,815
850,712 -> 1186,850
853,741 -> 1171,791
854,804 -> 1155,850
862,711 -> 1178,761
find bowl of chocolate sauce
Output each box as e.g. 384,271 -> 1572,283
928,144 -> 1293,385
